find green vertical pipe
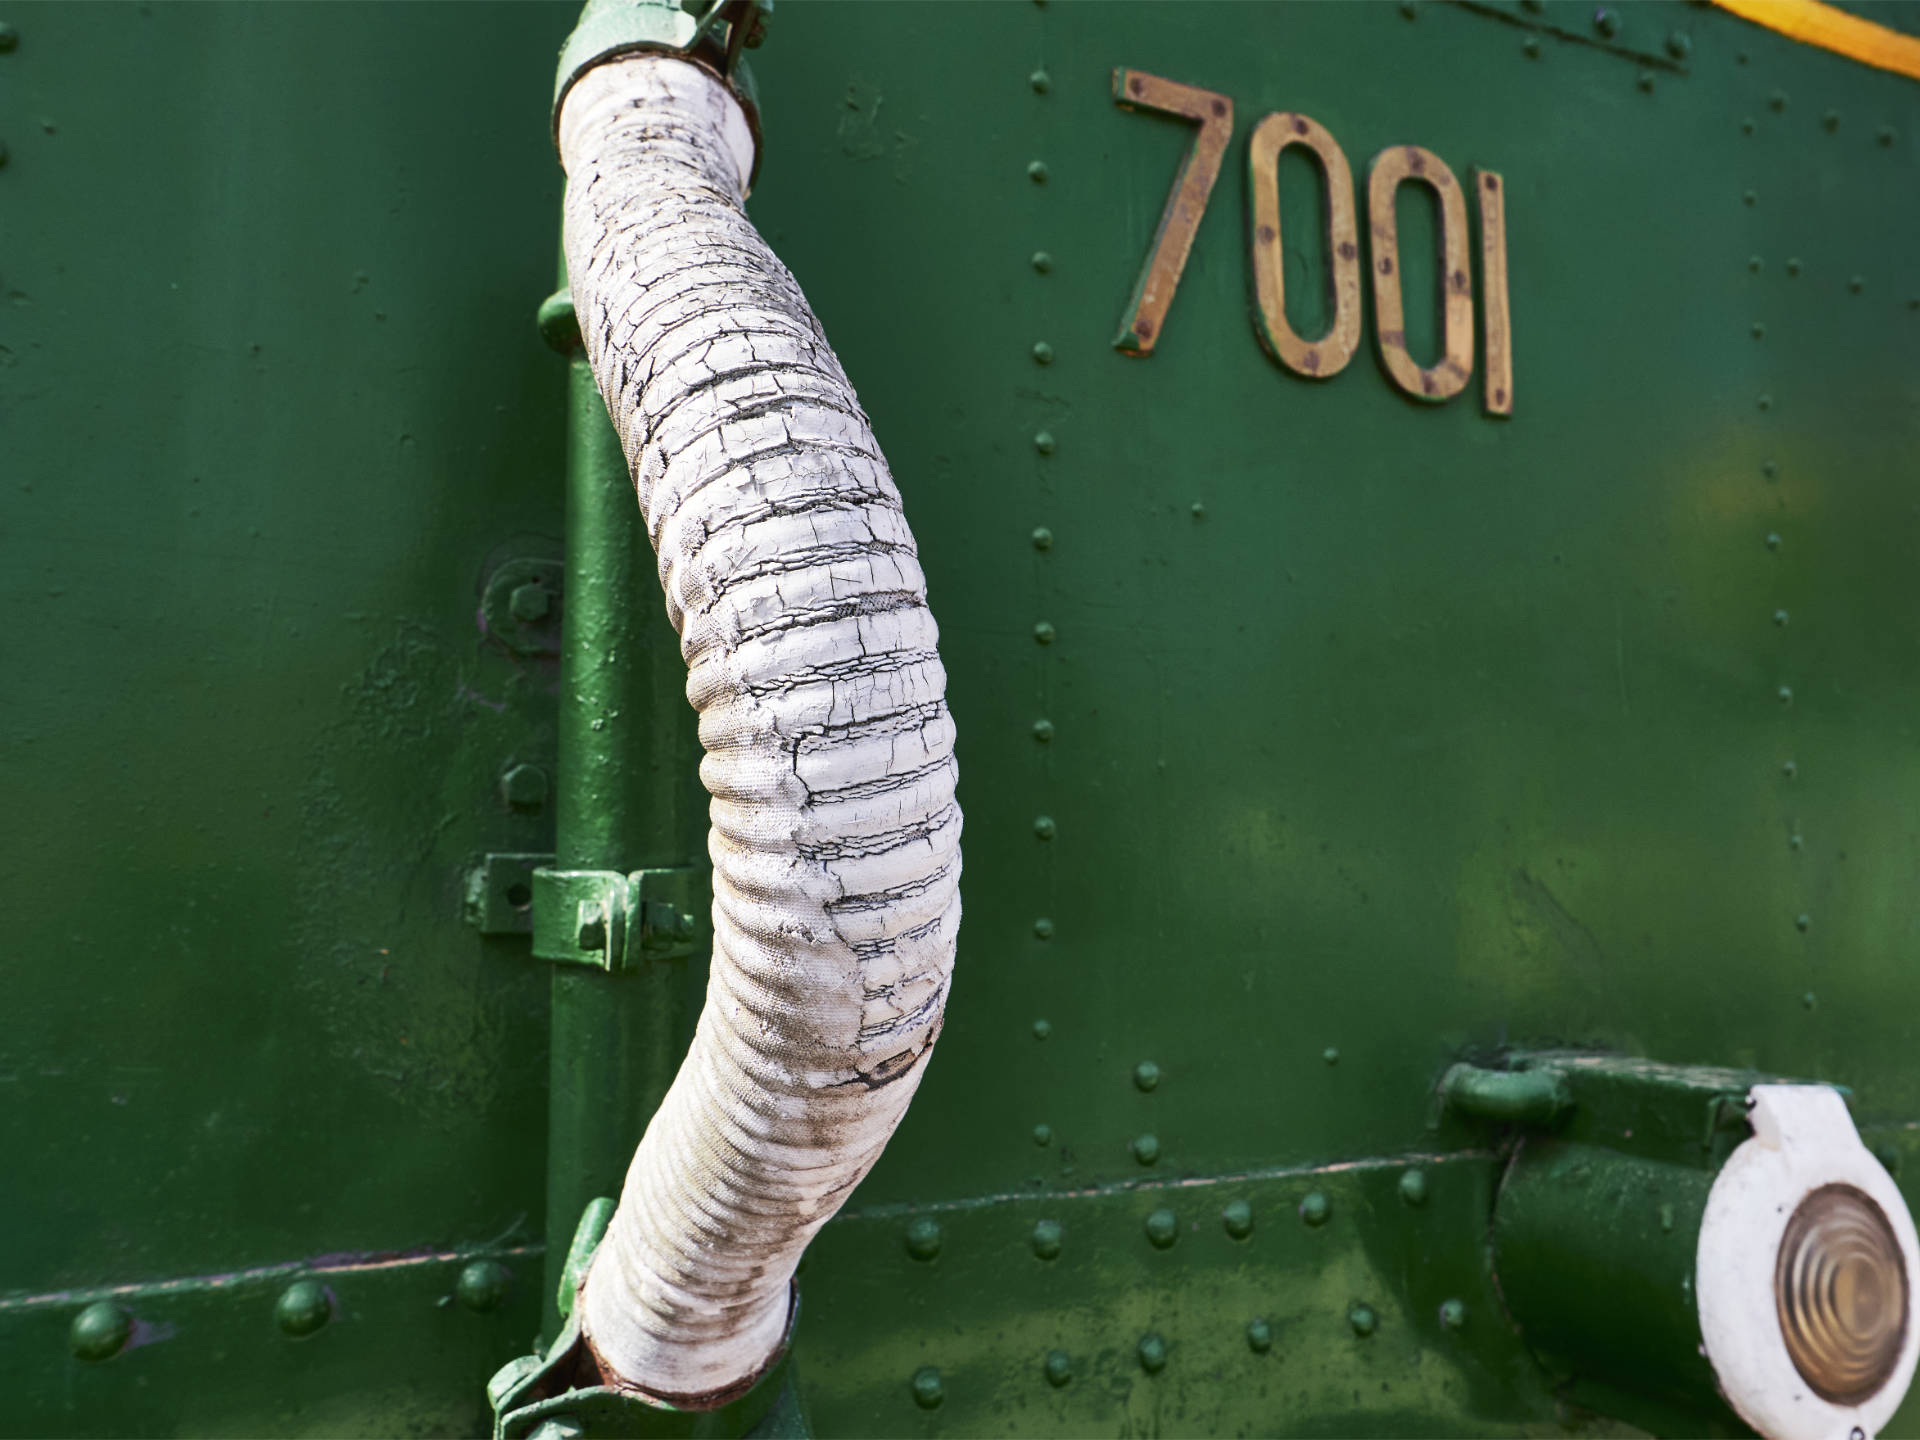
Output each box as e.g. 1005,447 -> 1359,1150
542,337 -> 695,1337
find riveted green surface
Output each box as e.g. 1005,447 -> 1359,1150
7,0 -> 1920,1435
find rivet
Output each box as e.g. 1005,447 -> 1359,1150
1879,125 -> 1898,147
1300,1191 -> 1331,1226
1033,914 -> 1054,937
905,1216 -> 942,1261
1032,1018 -> 1052,1040
1222,1200 -> 1254,1240
1737,49 -> 1749,63
1773,609 -> 1789,627
1824,109 -> 1842,132
1787,257 -> 1803,276
274,1279 -> 331,1338
1777,685 -> 1793,705
510,581 -> 551,623
1757,393 -> 1772,411
1,138 -> 15,168
1766,531 -> 1782,550
1762,459 -> 1778,478
1769,88 -> 1788,112
1660,1202 -> 1676,1234
1522,35 -> 1540,57
1804,991 -> 1819,1011
536,290 -> 581,355
1593,8 -> 1620,37
1247,1318 -> 1273,1353
455,1260 -> 511,1313
1439,1298 -> 1467,1330
1032,719 -> 1054,744
1031,250 -> 1053,273
1137,1333 -> 1168,1373
1034,430 -> 1055,455
69,1302 -> 133,1362
1751,322 -> 1765,340
1796,912 -> 1811,931
1030,68 -> 1051,93
1850,275 -> 1865,294
1398,1168 -> 1430,1207
1145,1208 -> 1178,1249
1748,255 -> 1763,273
501,763 -> 548,811
1033,1123 -> 1053,1146
1033,620 -> 1055,644
1132,1133 -> 1160,1166
1028,159 -> 1049,183
1782,759 -> 1797,779
1031,1219 -> 1064,1260
1789,832 -> 1803,850
0,22 -> 19,53
1666,29 -> 1690,59
1031,526 -> 1053,551
1190,501 -> 1205,519
1398,0 -> 1417,16
1133,1060 -> 1161,1092
1031,340 -> 1055,365
911,1365 -> 944,1410
1033,814 -> 1055,839
1043,1348 -> 1073,1386
1349,1303 -> 1378,1337
1741,117 -> 1755,135
1322,1046 -> 1340,1066
1743,188 -> 1758,206
1637,70 -> 1654,93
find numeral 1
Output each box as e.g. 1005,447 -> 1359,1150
1111,69 -> 1233,357
1474,169 -> 1514,417
1248,112 -> 1362,379
1366,145 -> 1473,403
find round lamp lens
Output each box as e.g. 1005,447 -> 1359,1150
1775,1183 -> 1908,1404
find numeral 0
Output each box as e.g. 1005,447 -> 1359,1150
1113,69 -> 1514,416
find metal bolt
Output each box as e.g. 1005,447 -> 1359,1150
1033,1123 -> 1052,1146
1300,1191 -> 1331,1226
1145,1208 -> 1178,1249
1028,159 -> 1049,183
905,1216 -> 942,1261
1031,526 -> 1053,551
1247,1318 -> 1274,1352
509,582 -> 551,623
1349,1303 -> 1378,1337
1766,532 -> 1782,550
0,22 -> 18,52
1044,1348 -> 1073,1386
1033,620 -> 1055,644
1783,760 -> 1797,778
1522,35 -> 1539,57
1787,257 -> 1803,276
1804,991 -> 1820,1011
1032,719 -> 1054,743
1138,1333 -> 1168,1373
1399,1168 -> 1429,1207
1323,1046 -> 1340,1066
1769,88 -> 1789,112
501,764 -> 548,811
1034,430 -> 1055,455
1593,8 -> 1620,37
1132,1133 -> 1160,1166
1031,250 -> 1053,274
1133,1060 -> 1161,1092
274,1279 -> 331,1338
1666,29 -> 1690,58
1824,109 -> 1841,133
1222,1200 -> 1254,1240
1032,340 -> 1055,365
911,1365 -> 944,1410
69,1301 -> 132,1362
1033,815 -> 1055,839
1778,685 -> 1793,705
1032,1018 -> 1051,1040
1774,609 -> 1790,627
1789,832 -> 1803,850
1031,1219 -> 1063,1260
1796,913 -> 1811,932
1033,915 -> 1054,937
1029,68 -> 1050,93
456,1260 -> 511,1313
1637,70 -> 1654,93
1439,1298 -> 1467,1330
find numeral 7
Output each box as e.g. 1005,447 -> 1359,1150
1111,69 -> 1233,357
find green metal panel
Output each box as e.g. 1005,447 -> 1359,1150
6,0 -> 1920,1435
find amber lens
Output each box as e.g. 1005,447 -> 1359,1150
1775,1184 -> 1909,1404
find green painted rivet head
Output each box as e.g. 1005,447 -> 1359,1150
1742,117 -> 1756,135
0,22 -> 19,52
1031,250 -> 1053,274
1138,1332 -> 1168,1373
1757,393 -> 1772,411
1300,1191 -> 1331,1227
1033,1123 -> 1053,1147
1399,1168 -> 1430,1207
1743,188 -> 1758,206
1032,720 -> 1054,744
1145,1208 -> 1178,1249
535,290 -> 581,355
455,1260 -> 511,1313
1789,832 -> 1803,850
1778,685 -> 1794,705
1879,125 -> 1898,146
1247,1317 -> 1273,1353
1769,88 -> 1789,112
1349,1303 -> 1378,1337
1666,29 -> 1690,58
1032,1219 -> 1063,1260
1033,914 -> 1054,936
1796,912 -> 1811,931
910,1365 -> 944,1409
1223,1200 -> 1254,1240
905,1216 -> 942,1261
1774,609 -> 1790,627
1033,814 -> 1055,839
1033,620 -> 1056,644
501,763 -> 548,811
1763,459 -> 1779,477
1803,990 -> 1818,1010
1787,257 -> 1803,275
1783,760 -> 1798,778
1190,501 -> 1205,519
1593,7 -> 1620,37
1027,159 -> 1049,183
1032,1018 -> 1052,1040
1031,526 -> 1053,551
510,581 -> 551,623
69,1301 -> 132,1362
1034,430 -> 1055,455
1851,275 -> 1866,294
1133,1060 -> 1161,1092
1522,35 -> 1539,57
274,1279 -> 331,1338
1766,532 -> 1782,550
1031,340 -> 1055,365
1752,322 -> 1766,340
1398,0 -> 1417,17
1824,109 -> 1841,133
0,140 -> 11,169
1132,1132 -> 1160,1166
1043,1348 -> 1073,1386
1029,68 -> 1050,93
1322,1046 -> 1340,1066
1439,1298 -> 1467,1330
1637,70 -> 1654,92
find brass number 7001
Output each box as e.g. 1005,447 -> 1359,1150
1112,67 -> 1514,416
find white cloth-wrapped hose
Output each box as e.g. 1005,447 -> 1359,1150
558,56 -> 962,1401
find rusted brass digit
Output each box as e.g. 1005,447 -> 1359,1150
1474,168 -> 1514,416
1366,145 -> 1474,402
1247,112 -> 1362,379
1111,69 -> 1233,357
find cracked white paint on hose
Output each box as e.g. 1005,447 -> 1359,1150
558,55 -> 961,1402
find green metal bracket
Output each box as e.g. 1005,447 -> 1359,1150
531,866 -> 711,973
